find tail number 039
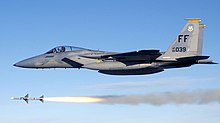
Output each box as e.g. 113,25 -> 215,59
172,47 -> 187,52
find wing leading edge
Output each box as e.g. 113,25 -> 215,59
100,50 -> 161,62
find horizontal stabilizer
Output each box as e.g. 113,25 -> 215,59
197,59 -> 218,64
176,56 -> 210,62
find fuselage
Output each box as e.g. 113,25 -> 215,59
14,46 -> 209,75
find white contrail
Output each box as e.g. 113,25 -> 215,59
43,89 -> 220,105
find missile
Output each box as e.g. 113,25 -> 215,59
11,94 -> 44,104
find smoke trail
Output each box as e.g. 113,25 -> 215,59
100,89 -> 220,105
43,89 -> 220,105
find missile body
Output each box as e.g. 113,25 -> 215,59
11,94 -> 44,104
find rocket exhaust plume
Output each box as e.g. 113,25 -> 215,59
43,89 -> 220,105
44,97 -> 103,103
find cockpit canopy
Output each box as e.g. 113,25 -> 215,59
46,46 -> 90,54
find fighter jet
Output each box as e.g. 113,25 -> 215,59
11,94 -> 44,103
14,18 -> 217,75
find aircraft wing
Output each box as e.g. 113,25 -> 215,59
101,50 -> 161,62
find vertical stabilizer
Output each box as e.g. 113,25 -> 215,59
158,18 -> 204,61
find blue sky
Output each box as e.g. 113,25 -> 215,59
0,0 -> 220,123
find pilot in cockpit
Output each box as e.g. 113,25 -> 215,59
52,48 -> 57,53
46,46 -> 90,54
52,46 -> 65,53
57,46 -> 65,53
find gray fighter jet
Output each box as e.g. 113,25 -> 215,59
14,18 -> 217,75
11,94 -> 44,103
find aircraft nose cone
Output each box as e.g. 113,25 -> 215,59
14,60 -> 30,68
14,59 -> 36,68
14,55 -> 46,68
